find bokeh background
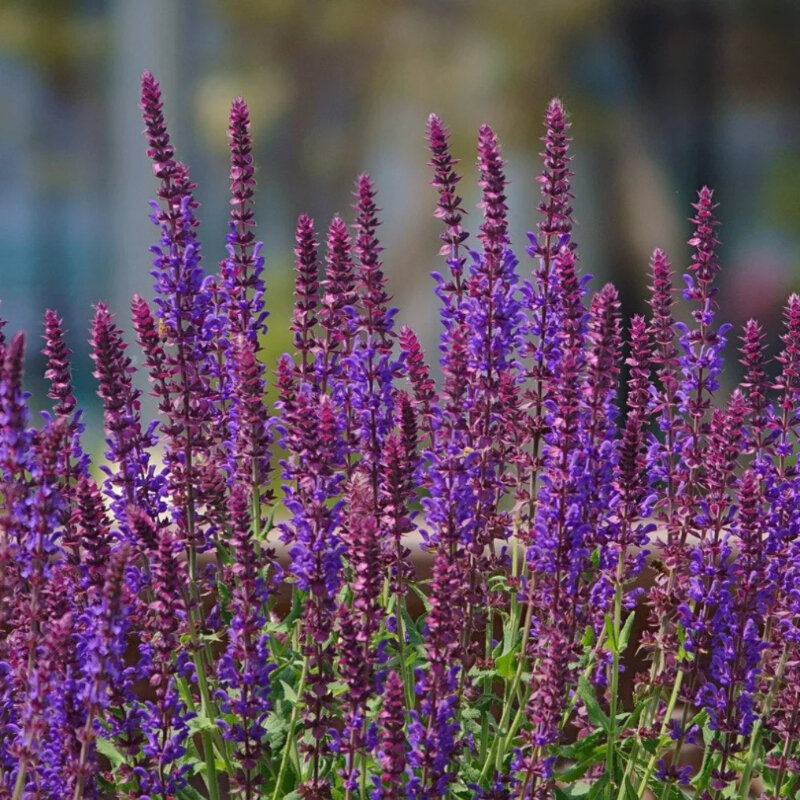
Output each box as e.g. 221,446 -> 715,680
1,0 -> 799,420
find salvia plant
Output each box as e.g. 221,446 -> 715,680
2,72 -> 800,800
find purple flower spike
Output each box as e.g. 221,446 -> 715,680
427,113 -> 468,297
220,95 -> 271,503
42,309 -> 77,419
674,189 -> 729,549
647,248 -> 680,522
739,318 -> 770,461
217,481 -> 274,797
519,99 -> 575,537
42,310 -> 88,543
337,474 -> 384,789
91,302 -> 162,524
229,333 -> 272,491
139,518 -> 193,794
583,283 -> 622,546
140,74 -> 218,554
292,213 -> 321,379
399,325 -> 436,430
318,215 -> 357,387
373,670 -> 407,800
68,475 -> 113,591
687,186 -> 721,295
536,98 -> 574,247
0,333 -> 32,550
773,294 -> 800,468
141,71 -> 176,182
354,174 -> 394,352
476,124 -> 509,268
614,314 -> 653,551
226,96 -> 261,343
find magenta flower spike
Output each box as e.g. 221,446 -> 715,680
292,213 -> 321,381
140,72 -> 215,554
318,214 -> 357,391
373,670 -> 408,799
536,98 -> 575,248
427,112 -> 469,301
42,310 -> 77,419
354,173 -> 394,353
90,302 -> 162,525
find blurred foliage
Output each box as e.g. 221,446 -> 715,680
0,0 -> 105,88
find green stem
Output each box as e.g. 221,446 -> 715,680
272,658 -> 308,800
606,554 -> 625,798
738,641 -> 788,799
12,762 -> 28,800
478,598 -> 535,783
637,670 -> 684,799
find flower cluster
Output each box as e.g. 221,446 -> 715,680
4,73 -> 800,800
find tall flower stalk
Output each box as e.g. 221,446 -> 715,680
4,78 -> 800,800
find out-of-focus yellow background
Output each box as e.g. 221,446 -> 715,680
1,0 -> 799,414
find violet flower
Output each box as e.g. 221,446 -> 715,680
90,302 -> 163,525
519,99 -> 575,534
673,188 -> 730,548
399,325 -> 436,435
346,175 -> 399,520
519,242 -> 591,796
140,71 -> 215,553
739,318 -> 771,464
42,310 -> 87,539
277,377 -> 347,794
138,518 -> 193,795
372,670 -> 407,800
217,481 -> 274,798
70,544 -> 131,799
427,113 -> 468,298
224,96 -> 267,347
42,309 -> 77,419
336,473 -> 386,793
292,213 -> 321,382
318,214 -> 357,392
582,283 -> 622,546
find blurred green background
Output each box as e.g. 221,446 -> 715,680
1,0 -> 799,416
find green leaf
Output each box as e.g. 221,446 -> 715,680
178,788 -> 207,800
554,783 -> 594,799
619,611 -> 636,652
604,614 -> 618,653
557,747 -> 608,782
577,674 -> 610,732
586,774 -> 609,799
280,679 -> 299,704
495,650 -> 517,680
265,711 -> 290,750
261,504 -> 278,539
555,729 -> 604,760
401,607 -> 424,646
187,713 -> 218,735
623,776 -> 638,800
407,582 -> 432,612
213,538 -> 232,567
95,736 -> 125,770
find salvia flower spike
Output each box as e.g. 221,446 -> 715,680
4,79 -> 800,800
